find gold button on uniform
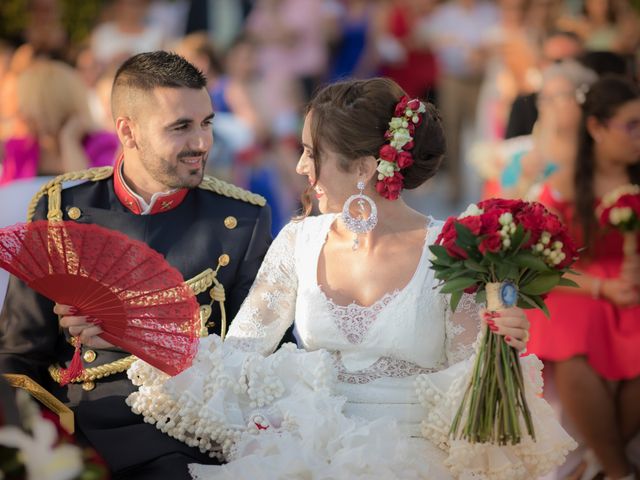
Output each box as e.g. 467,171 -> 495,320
67,207 -> 82,220
82,380 -> 95,391
218,254 -> 230,267
83,350 -> 97,363
224,216 -> 237,229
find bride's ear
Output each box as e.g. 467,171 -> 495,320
355,156 -> 378,185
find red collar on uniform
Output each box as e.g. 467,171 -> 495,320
113,154 -> 189,215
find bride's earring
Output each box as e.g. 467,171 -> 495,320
341,180 -> 378,250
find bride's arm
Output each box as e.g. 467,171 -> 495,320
442,293 -> 483,366
224,221 -> 300,355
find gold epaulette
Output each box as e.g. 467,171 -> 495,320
26,166 -> 114,222
198,175 -> 266,207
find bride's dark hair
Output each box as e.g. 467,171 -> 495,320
301,78 -> 446,216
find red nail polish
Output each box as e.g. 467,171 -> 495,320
486,319 -> 495,326
68,307 -> 78,315
492,312 -> 502,318
505,336 -> 512,342
88,317 -> 102,325
489,324 -> 499,332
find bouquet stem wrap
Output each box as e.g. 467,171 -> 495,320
450,282 -> 535,445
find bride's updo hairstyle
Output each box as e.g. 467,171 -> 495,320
302,77 -> 445,215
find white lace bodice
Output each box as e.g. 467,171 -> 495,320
225,214 -> 481,425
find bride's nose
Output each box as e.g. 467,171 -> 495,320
296,154 -> 309,176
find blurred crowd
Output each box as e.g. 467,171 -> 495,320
1,0 -> 640,478
1,0 -> 638,229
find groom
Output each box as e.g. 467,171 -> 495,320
0,52 -> 272,479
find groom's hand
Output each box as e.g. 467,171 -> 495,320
55,304 -> 114,349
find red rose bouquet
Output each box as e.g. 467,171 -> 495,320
597,184 -> 640,282
430,198 -> 579,445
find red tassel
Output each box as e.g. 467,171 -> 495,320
59,341 -> 85,386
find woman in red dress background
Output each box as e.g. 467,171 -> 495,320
527,76 -> 640,479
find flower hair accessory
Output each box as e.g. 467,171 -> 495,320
375,96 -> 426,200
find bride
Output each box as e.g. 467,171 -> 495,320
126,78 -> 575,479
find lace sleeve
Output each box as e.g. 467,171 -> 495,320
224,221 -> 299,355
442,293 -> 483,366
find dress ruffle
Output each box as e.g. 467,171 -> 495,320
127,336 -> 573,479
416,354 -> 577,480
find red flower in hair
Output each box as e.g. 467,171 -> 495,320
376,172 -> 404,200
379,145 -> 398,163
397,151 -> 414,169
394,96 -> 409,116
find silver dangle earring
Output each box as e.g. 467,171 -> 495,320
341,180 -> 378,250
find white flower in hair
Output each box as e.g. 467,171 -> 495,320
377,160 -> 397,179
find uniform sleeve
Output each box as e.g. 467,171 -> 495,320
224,220 -> 299,355
0,196 -> 65,382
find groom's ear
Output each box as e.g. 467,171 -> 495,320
355,156 -> 378,184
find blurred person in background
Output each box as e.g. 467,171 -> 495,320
324,0 -> 379,82
246,0 -> 329,103
501,60 -> 597,199
504,29 -> 584,139
418,0 -> 500,205
558,0 -> 640,54
526,76 -> 640,480
0,60 -> 119,186
374,0 -> 439,102
90,0 -> 166,68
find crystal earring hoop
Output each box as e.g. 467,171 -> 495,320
342,181 -> 378,250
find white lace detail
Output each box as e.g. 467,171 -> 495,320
332,351 -> 437,384
323,290 -> 400,344
443,292 -> 483,365
224,221 -> 300,355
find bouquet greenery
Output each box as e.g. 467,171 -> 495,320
430,198 -> 579,445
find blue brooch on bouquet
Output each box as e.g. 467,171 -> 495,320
499,281 -> 518,308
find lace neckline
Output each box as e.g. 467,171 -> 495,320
314,214 -> 433,310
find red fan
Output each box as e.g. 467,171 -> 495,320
0,220 -> 200,383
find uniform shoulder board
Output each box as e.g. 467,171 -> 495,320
27,166 -> 114,222
198,175 -> 266,207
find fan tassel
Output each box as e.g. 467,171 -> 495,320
59,342 -> 85,386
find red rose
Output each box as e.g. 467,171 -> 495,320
403,140 -> 415,151
464,284 -> 479,294
379,145 -> 398,162
394,96 -> 409,116
397,151 -> 414,169
543,213 -> 563,236
479,232 -> 502,254
458,215 -> 482,235
479,210 -> 501,235
376,172 -> 404,200
436,219 -> 468,259
478,198 -> 526,214
407,99 -> 421,111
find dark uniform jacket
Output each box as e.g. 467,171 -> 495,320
0,162 -> 272,479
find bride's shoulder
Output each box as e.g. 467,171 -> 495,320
281,214 -> 336,235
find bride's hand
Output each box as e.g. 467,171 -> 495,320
54,303 -> 114,349
481,307 -> 530,352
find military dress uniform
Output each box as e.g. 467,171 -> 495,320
0,156 -> 273,479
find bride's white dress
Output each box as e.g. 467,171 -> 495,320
127,214 -> 576,479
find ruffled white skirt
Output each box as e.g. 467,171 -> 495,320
126,336 -> 575,479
